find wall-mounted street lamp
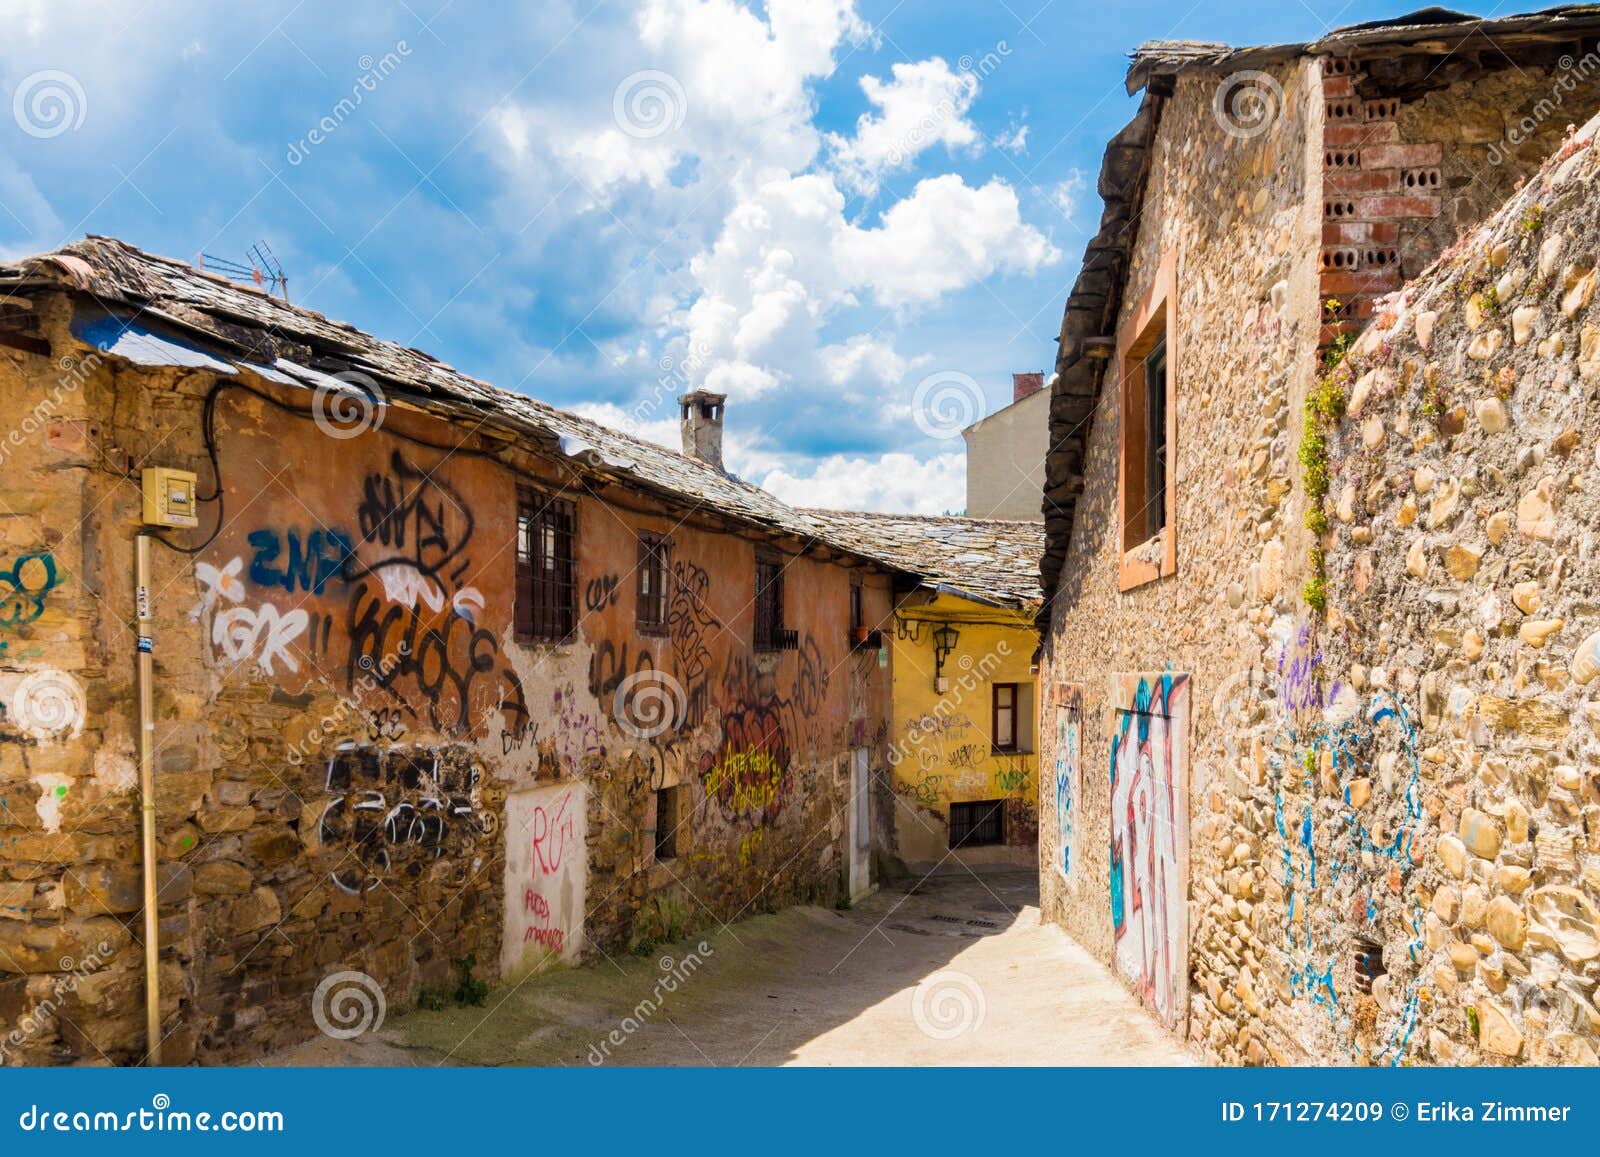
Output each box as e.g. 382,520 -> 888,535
932,623 -> 960,690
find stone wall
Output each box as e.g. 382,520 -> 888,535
1307,107 -> 1600,1065
1038,58 -> 1326,1048
1042,46 -> 1600,1066
0,298 -> 894,1064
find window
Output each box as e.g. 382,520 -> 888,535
992,683 -> 1019,753
849,575 -> 863,632
637,533 -> 670,634
1117,248 -> 1178,591
515,487 -> 576,642
654,785 -> 683,861
1143,336 -> 1168,542
949,800 -> 1005,848
754,551 -> 787,651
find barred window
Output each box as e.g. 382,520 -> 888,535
515,487 -> 576,642
949,800 -> 1005,848
637,534 -> 670,634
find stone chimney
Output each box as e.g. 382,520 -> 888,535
1012,372 -> 1045,404
678,390 -> 726,470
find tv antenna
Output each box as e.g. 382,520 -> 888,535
197,241 -> 290,304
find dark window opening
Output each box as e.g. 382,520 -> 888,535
992,683 -> 1019,753
754,552 -> 786,651
515,488 -> 577,642
849,577 -> 863,632
949,800 -> 1005,848
654,786 -> 682,861
1143,336 -> 1168,542
637,533 -> 670,633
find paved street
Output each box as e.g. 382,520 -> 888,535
270,872 -> 1194,1066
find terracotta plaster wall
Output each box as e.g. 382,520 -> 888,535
0,299 -> 894,1063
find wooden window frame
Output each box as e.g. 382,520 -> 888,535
515,486 -> 577,643
1116,248 -> 1179,592
992,682 -> 1019,753
636,532 -> 671,636
753,549 -> 786,652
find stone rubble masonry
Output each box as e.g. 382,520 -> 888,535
1310,103 -> 1600,1067
0,292 -> 897,1064
1040,40 -> 1600,1068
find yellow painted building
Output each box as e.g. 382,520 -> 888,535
799,512 -> 1045,874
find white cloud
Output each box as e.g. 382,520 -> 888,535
760,450 -> 966,515
994,122 -> 1028,153
827,57 -> 980,194
835,174 -> 1059,307
1049,170 -> 1087,220
679,169 -> 1056,399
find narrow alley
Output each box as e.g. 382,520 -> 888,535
268,873 -> 1191,1067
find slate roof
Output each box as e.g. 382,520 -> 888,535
0,236 -> 1036,604
1126,4 -> 1600,92
798,510 -> 1044,609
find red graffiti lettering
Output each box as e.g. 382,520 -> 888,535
529,790 -> 578,876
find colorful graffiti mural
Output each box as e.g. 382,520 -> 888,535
1053,683 -> 1082,890
1109,672 -> 1190,1031
1262,625 -> 1426,1063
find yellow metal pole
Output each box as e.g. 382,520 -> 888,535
134,533 -> 162,1065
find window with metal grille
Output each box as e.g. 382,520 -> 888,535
637,533 -> 670,634
754,551 -> 785,651
948,800 -> 1005,848
992,683 -> 1019,752
515,487 -> 576,642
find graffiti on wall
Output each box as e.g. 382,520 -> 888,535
1053,683 -> 1083,891
1260,623 -> 1425,1062
315,742 -> 492,896
197,448 -> 528,745
0,552 -> 61,627
1109,672 -> 1190,1031
503,782 -> 587,976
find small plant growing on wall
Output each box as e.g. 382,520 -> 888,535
1302,300 -> 1353,609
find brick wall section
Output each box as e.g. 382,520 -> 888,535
1319,59 -> 1440,343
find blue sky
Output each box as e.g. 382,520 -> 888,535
2,0 -> 1403,511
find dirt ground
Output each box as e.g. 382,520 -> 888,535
266,871 -> 1194,1066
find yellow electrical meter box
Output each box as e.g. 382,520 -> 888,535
141,467 -> 199,528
